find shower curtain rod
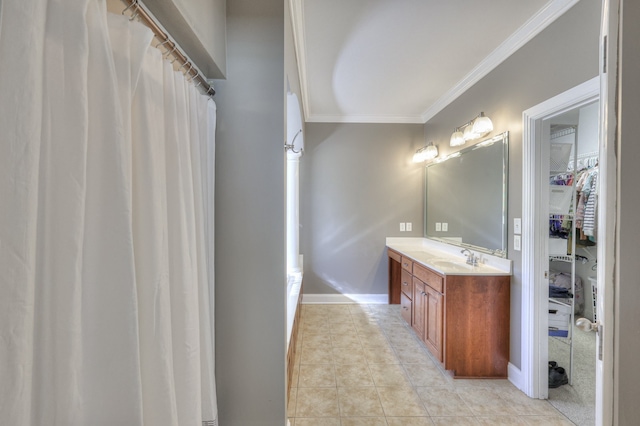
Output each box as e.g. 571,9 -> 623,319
120,0 -> 215,97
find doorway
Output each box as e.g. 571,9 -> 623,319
544,102 -> 599,425
521,76 -> 602,424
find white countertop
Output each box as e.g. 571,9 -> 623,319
386,237 -> 512,276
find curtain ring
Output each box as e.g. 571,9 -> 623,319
156,39 -> 171,49
185,63 -> 195,80
164,45 -> 177,59
122,0 -> 138,16
178,61 -> 190,73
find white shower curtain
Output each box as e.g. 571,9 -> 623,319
0,2 -> 217,425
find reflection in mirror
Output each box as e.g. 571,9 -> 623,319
424,132 -> 509,257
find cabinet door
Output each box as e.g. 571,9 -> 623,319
424,285 -> 443,362
412,278 -> 425,339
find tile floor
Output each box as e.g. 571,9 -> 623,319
288,303 -> 576,425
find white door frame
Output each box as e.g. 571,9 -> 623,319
595,0 -> 617,422
521,76 -> 600,397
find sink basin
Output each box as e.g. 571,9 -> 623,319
429,259 -> 475,272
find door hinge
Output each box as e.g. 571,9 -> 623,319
603,35 -> 607,74
598,323 -> 603,360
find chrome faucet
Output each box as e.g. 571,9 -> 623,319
461,248 -> 478,266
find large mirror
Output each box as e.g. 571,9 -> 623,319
424,132 -> 508,257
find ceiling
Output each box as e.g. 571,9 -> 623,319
290,0 -> 579,124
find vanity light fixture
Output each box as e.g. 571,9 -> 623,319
413,141 -> 438,163
449,112 -> 494,146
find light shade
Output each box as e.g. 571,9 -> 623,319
463,124 -> 478,141
449,130 -> 465,147
413,142 -> 438,162
472,112 -> 493,136
412,150 -> 426,163
424,142 -> 438,160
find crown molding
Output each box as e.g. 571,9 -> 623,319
420,0 -> 580,123
306,114 -> 424,124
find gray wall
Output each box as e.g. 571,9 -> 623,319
213,0 -> 286,424
301,123 -> 425,296
420,0 -> 600,369
616,0 -> 640,421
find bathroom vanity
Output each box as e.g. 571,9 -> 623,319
387,238 -> 512,378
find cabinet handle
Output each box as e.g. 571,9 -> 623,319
402,281 -> 408,286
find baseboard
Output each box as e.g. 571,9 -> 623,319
508,362 -> 524,391
302,293 -> 388,304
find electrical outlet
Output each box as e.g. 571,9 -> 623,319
400,222 -> 406,232
514,218 -> 522,235
406,222 -> 412,232
435,222 -> 442,232
514,235 -> 521,251
442,222 -> 448,232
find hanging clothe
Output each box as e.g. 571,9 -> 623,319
582,170 -> 599,238
574,165 -> 599,241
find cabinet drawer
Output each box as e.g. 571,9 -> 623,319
401,269 -> 412,298
414,263 -> 443,293
401,256 -> 413,273
400,291 -> 412,325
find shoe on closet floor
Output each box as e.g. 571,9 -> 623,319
549,366 -> 569,388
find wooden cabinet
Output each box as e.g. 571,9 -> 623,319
388,249 -> 402,305
387,249 -> 510,378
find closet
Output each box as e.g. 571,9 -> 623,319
547,103 -> 599,391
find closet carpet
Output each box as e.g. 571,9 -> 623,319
548,325 -> 596,426
288,304 -> 576,425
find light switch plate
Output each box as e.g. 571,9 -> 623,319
514,218 -> 522,235
400,222 -> 406,232
442,222 -> 448,232
406,222 -> 412,232
514,235 -> 521,251
435,223 -> 442,232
